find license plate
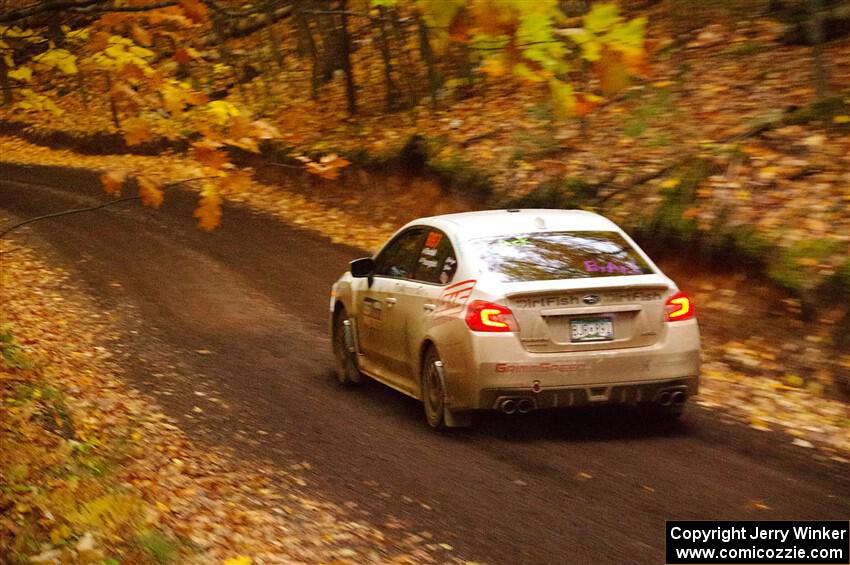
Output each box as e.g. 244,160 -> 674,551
570,317 -> 613,342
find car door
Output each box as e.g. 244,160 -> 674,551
391,229 -> 460,383
357,228 -> 425,389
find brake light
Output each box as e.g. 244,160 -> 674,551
665,291 -> 694,321
465,300 -> 518,332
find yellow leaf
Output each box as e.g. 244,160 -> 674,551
138,176 -> 164,209
101,170 -> 127,195
8,66 -> 32,82
833,115 -> 850,124
194,185 -> 222,231
206,100 -> 240,125
660,178 -> 680,189
479,56 -> 506,77
162,84 -> 186,116
223,556 -> 252,565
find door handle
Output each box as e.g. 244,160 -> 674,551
423,303 -> 436,312
386,297 -> 398,306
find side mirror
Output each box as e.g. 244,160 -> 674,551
350,257 -> 375,278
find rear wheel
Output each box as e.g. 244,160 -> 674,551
421,346 -> 471,429
333,307 -> 362,386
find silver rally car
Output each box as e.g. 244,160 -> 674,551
330,209 -> 700,428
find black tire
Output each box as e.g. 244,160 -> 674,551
332,307 -> 362,386
421,346 -> 446,429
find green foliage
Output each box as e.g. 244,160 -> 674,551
725,41 -> 763,57
768,239 -> 839,294
427,151 -> 493,198
72,492 -> 146,531
786,95 -> 850,126
565,3 -> 646,63
137,531 -> 180,565
511,178 -> 596,209
0,324 -> 34,369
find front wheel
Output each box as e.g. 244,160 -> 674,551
332,307 -> 363,386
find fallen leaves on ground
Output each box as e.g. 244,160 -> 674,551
0,235 -> 469,564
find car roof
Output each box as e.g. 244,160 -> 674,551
408,209 -> 622,239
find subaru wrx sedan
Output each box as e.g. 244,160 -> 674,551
330,209 -> 700,428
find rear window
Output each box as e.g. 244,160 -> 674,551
471,231 -> 653,282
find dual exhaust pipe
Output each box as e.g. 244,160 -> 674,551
499,398 -> 534,415
658,390 -> 687,407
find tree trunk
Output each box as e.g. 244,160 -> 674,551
339,0 -> 357,115
295,7 -> 320,100
104,73 -> 121,129
265,1 -> 284,69
389,7 -> 419,107
808,0 -> 829,99
376,6 -> 399,111
0,57 -> 12,106
415,13 -> 438,109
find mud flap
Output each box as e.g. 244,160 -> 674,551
433,360 -> 471,428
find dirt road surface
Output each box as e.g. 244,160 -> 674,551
2,163 -> 848,564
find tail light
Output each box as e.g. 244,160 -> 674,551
465,300 -> 518,332
665,291 -> 695,322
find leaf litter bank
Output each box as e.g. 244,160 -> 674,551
0,234 -> 468,564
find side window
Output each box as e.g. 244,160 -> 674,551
374,229 -> 425,279
414,229 -> 458,285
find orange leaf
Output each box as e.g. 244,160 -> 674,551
121,64 -> 146,82
595,46 -> 630,96
448,8 -> 472,43
138,176 -> 164,209
179,0 -> 209,25
87,31 -> 110,52
148,71 -> 165,90
122,117 -> 154,146
100,170 -> 127,195
191,140 -> 229,169
174,48 -> 194,65
194,186 -> 222,231
185,91 -> 209,106
229,115 -> 253,140
574,92 -> 603,118
110,82 -> 141,111
131,24 -> 153,46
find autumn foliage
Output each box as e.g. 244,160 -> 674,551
0,0 -> 649,229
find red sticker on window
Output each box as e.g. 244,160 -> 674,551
425,231 -> 443,248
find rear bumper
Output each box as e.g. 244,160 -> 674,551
441,319 -> 700,411
478,376 -> 698,411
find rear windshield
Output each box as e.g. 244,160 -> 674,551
471,231 -> 654,282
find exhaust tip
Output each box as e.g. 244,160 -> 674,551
500,399 -> 517,415
658,391 -> 673,406
516,399 -> 534,414
672,391 -> 686,405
